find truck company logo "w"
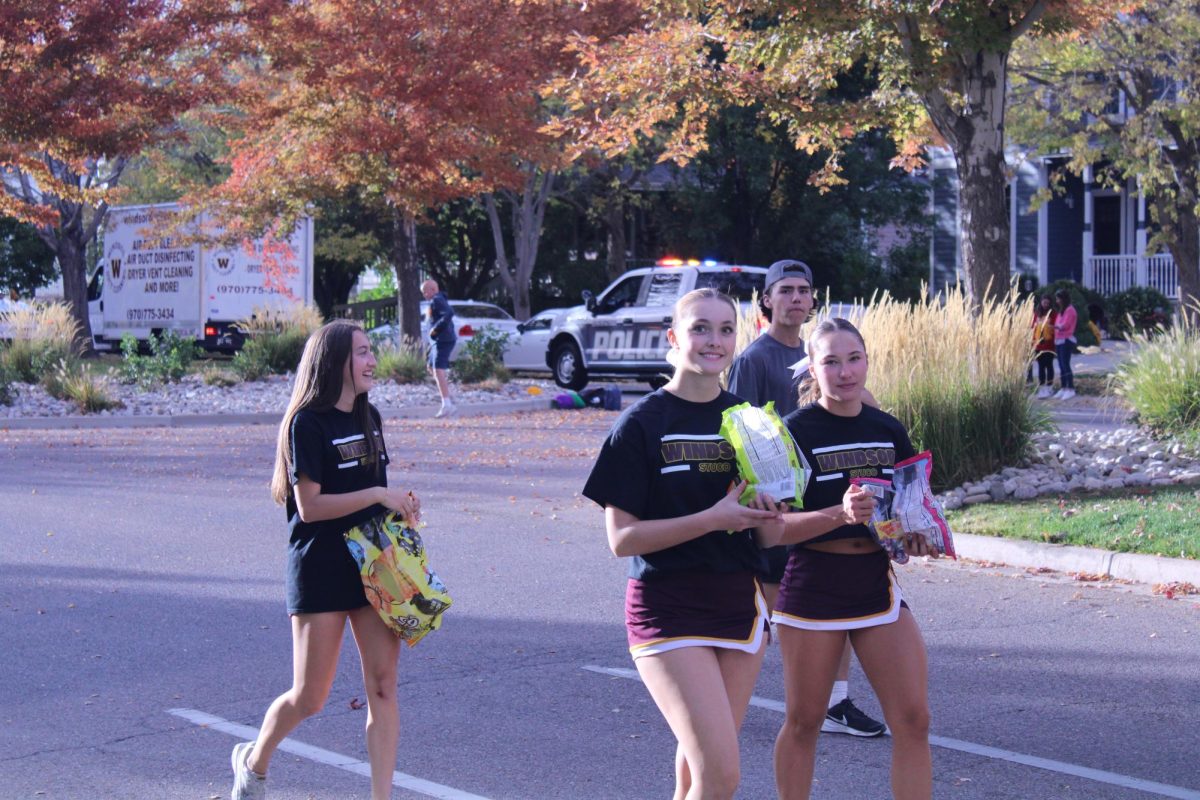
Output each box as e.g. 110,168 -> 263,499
212,252 -> 235,275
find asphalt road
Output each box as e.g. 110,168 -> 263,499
1,412 -> 1198,800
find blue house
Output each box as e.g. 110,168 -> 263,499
929,147 -> 1181,299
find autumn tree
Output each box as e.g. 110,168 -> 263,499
551,0 -> 1126,306
1010,0 -> 1200,312
0,0 -> 237,351
214,0 -> 641,337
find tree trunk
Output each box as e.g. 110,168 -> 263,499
953,140 -> 1011,305
56,231 -> 96,356
1165,210 -> 1200,322
390,209 -> 422,342
921,48 -> 1012,306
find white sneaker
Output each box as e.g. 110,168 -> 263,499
434,401 -> 457,419
231,742 -> 266,800
1036,386 -> 1052,398
1060,389 -> 1076,400
1052,389 -> 1066,399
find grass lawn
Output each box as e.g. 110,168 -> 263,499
947,485 -> 1200,560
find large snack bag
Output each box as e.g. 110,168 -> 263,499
344,513 -> 452,646
720,401 -> 811,507
850,477 -> 908,564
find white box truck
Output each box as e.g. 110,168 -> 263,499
87,203 -> 314,352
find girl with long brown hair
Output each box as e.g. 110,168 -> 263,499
232,319 -> 421,800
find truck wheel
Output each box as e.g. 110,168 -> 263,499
552,341 -> 588,391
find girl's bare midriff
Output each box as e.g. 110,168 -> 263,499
803,537 -> 881,555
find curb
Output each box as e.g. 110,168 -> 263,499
953,531 -> 1200,586
0,397 -> 554,431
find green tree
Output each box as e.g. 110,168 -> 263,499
0,217 -> 57,297
1010,0 -> 1200,312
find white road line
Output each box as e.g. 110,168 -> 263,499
581,665 -> 1200,800
167,708 -> 494,800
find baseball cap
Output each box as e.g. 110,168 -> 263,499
765,259 -> 813,291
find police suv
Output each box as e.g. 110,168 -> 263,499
546,260 -> 767,390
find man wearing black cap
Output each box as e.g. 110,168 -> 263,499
729,258 -> 887,739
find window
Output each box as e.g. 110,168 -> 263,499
695,270 -> 765,303
644,273 -> 683,308
597,275 -> 644,313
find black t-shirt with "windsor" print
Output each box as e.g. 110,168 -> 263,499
783,402 -> 915,546
583,389 -> 766,580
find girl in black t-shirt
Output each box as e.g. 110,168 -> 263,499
584,288 -> 782,800
229,320 -> 422,800
754,318 -> 935,800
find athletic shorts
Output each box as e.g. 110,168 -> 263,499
625,570 -> 767,659
430,338 -> 455,370
760,544 -> 790,584
772,547 -> 906,631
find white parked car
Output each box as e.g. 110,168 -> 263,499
371,299 -> 520,362
502,308 -> 569,373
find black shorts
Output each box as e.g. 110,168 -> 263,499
773,547 -> 905,631
625,571 -> 767,658
287,532 -> 369,615
430,339 -> 455,370
760,545 -> 790,584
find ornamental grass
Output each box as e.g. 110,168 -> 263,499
1113,301 -> 1200,446
816,285 -> 1046,492
0,302 -> 82,383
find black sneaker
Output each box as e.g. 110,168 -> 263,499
821,698 -> 888,737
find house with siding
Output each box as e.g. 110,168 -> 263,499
929,147 -> 1181,299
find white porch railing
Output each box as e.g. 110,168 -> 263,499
1086,254 -> 1178,298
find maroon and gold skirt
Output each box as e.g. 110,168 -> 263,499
625,570 -> 767,659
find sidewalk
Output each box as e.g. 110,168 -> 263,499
953,532 -> 1200,588
0,396 -> 554,431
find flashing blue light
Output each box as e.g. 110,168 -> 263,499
702,259 -> 718,266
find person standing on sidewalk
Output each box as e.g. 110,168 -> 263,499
422,279 -> 457,417
728,259 -> 887,739
1031,294 -> 1058,398
1053,289 -> 1078,400
230,320 -> 422,800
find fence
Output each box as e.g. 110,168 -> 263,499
1086,254 -> 1178,298
333,297 -> 397,330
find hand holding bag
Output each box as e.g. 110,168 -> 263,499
344,513 -> 452,646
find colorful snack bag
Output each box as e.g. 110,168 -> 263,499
720,401 -> 810,507
890,451 -> 957,559
850,477 -> 907,564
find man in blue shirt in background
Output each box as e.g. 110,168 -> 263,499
422,279 -> 457,418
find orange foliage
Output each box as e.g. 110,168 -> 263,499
207,0 -> 643,232
0,0 -> 241,225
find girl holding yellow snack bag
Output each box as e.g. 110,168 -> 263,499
584,288 -> 783,800
231,320 -> 423,800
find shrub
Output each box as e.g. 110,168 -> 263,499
1105,286 -> 1174,340
1113,302 -> 1200,445
118,331 -> 198,388
232,304 -> 324,380
450,325 -> 511,385
0,303 -> 81,382
375,336 -> 429,384
42,358 -> 122,413
231,343 -> 271,382
1043,279 -> 1104,346
834,285 -> 1048,492
201,365 -> 241,387
0,360 -> 14,405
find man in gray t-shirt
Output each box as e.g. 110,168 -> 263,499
729,259 -> 888,740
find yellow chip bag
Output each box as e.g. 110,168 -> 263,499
344,513 -> 452,647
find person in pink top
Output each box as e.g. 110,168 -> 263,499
1052,289 -> 1078,400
